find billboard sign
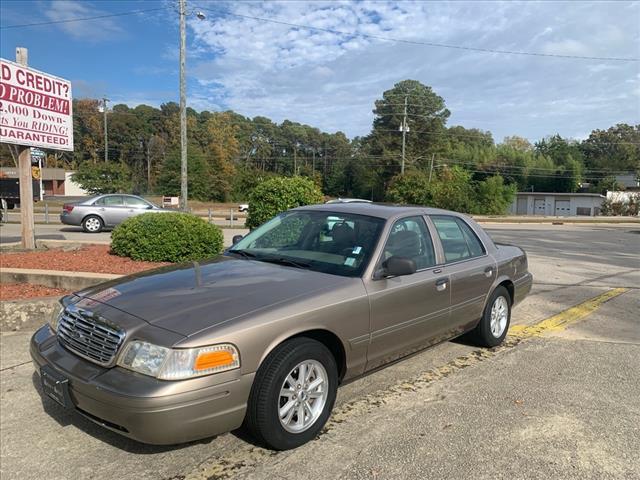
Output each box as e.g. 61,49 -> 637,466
0,58 -> 73,151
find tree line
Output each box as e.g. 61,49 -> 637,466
1,79 -> 638,210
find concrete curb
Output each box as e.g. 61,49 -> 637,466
0,296 -> 60,332
0,238 -> 111,251
0,268 -> 121,291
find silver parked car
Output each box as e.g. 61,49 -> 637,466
60,194 -> 170,232
33,203 -> 532,450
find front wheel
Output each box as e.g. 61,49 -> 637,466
245,337 -> 338,450
82,215 -> 103,233
473,286 -> 511,347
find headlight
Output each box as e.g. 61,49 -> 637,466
117,341 -> 240,380
48,301 -> 64,332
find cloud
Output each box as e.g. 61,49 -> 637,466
44,0 -> 124,42
187,1 -> 640,141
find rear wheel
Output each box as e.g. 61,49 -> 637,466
82,215 -> 103,233
245,337 -> 338,450
473,286 -> 511,347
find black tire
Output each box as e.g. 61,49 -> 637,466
245,337 -> 338,450
82,215 -> 104,233
473,286 -> 511,347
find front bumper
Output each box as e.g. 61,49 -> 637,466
30,325 -> 254,445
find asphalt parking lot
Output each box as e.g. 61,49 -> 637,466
1,224 -> 639,480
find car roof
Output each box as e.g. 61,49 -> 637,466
294,202 -> 456,220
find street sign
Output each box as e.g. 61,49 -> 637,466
0,58 -> 73,151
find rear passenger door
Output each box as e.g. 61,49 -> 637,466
429,215 -> 496,334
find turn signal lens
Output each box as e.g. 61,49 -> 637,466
119,342 -> 240,380
195,350 -> 235,371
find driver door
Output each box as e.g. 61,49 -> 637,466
363,216 -> 451,371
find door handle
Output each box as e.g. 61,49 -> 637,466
435,278 -> 448,292
98,208 -> 105,211
484,267 -> 493,278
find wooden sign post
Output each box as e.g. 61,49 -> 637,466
1,48 -> 74,249
16,47 -> 35,249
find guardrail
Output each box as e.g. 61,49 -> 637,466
0,204 -> 246,227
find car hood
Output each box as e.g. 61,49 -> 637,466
76,256 -> 352,337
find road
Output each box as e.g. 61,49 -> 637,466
1,224 -> 639,480
0,223 -> 248,248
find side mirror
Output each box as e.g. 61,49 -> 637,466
232,235 -> 244,245
375,256 -> 416,279
146,205 -> 154,209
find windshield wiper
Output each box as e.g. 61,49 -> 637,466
258,256 -> 312,269
227,249 -> 257,259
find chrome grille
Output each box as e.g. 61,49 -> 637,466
57,308 -> 125,366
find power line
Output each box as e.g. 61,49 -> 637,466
0,7 -> 168,29
370,127 -> 640,146
195,5 -> 639,62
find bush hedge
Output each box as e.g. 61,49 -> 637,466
245,176 -> 324,229
111,212 -> 224,262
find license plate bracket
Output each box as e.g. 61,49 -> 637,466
40,365 -> 71,408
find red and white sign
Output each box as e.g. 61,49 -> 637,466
0,58 -> 73,151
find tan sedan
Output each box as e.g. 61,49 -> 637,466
31,203 -> 532,450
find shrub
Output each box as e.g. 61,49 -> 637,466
111,212 -> 224,262
246,176 -> 323,229
386,170 -> 432,205
385,168 -> 516,215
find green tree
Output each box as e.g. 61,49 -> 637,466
580,124 -> 640,172
363,80 -> 451,190
474,175 -> 517,215
157,146 -> 214,201
72,162 -> 132,194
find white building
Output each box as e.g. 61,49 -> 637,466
509,192 -> 605,217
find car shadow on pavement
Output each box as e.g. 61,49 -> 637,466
30,372 -> 220,454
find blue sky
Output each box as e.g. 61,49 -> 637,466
1,0 -> 639,142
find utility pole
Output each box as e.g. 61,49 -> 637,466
16,47 -> 35,249
293,144 -> 297,175
102,97 -> 109,163
146,138 -> 151,193
428,153 -> 435,183
399,95 -> 409,175
179,0 -> 188,211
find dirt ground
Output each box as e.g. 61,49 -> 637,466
0,245 -> 168,275
0,283 -> 71,301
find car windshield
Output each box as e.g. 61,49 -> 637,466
228,210 -> 385,277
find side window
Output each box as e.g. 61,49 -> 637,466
125,196 -> 151,208
431,216 -> 485,263
94,196 -> 123,206
382,216 -> 436,270
456,219 -> 485,257
103,196 -> 124,206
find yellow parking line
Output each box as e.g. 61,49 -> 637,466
509,287 -> 628,338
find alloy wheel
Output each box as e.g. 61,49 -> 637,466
278,360 -> 329,433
